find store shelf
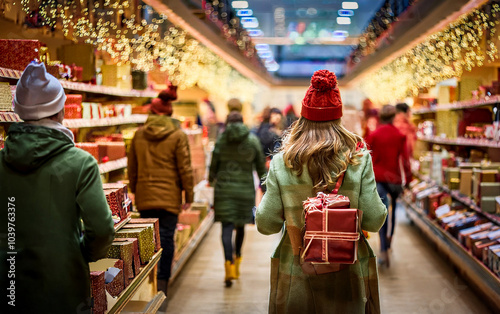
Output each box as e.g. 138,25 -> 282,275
63,115 -> 148,128
413,172 -> 500,226
99,157 -> 127,174
0,111 -> 21,122
413,95 -> 500,115
0,66 -> 157,98
106,249 -> 163,314
417,135 -> 500,148
403,198 -> 500,309
170,210 -> 214,282
114,213 -> 132,231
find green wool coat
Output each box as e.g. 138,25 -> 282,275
209,123 -> 266,226
0,123 -> 115,314
256,152 -> 387,314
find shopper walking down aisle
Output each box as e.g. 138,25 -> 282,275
128,83 -> 194,297
0,62 -> 115,314
256,70 -> 387,314
209,111 -> 266,288
365,105 -> 412,267
393,103 -> 417,158
255,107 -> 283,158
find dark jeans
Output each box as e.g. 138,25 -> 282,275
140,209 -> 178,280
376,182 -> 403,252
221,222 -> 245,262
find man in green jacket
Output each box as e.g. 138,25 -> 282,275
128,84 -> 194,298
0,62 -> 115,314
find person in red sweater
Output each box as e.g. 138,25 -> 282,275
393,103 -> 417,158
366,105 -> 412,267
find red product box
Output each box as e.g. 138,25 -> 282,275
90,271 -> 106,314
65,94 -> 83,106
75,143 -> 99,161
64,104 -> 82,119
0,40 -> 42,71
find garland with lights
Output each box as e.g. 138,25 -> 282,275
360,0 -> 500,104
8,0 -> 258,102
203,0 -> 264,68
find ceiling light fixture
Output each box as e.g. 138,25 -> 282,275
255,44 -> 270,51
248,29 -> 263,37
231,1 -> 249,9
241,17 -> 259,28
338,10 -> 354,17
236,9 -> 253,17
337,17 -> 351,25
342,2 -> 358,10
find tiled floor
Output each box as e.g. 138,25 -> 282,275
164,205 -> 493,313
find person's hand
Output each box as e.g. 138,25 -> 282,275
181,203 -> 191,211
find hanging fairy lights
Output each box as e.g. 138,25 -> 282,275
12,0 -> 258,102
360,1 -> 500,104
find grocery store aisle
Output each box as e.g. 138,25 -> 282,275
165,205 -> 492,314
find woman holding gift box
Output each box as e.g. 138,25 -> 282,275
256,70 -> 387,314
209,111 -> 266,287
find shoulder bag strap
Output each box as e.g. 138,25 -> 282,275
331,171 -> 346,195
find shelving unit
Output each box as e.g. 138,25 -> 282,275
106,249 -> 163,314
403,198 -> 500,309
170,210 -> 214,282
99,157 -> 128,174
0,111 -> 21,122
63,115 -> 148,128
417,136 -> 500,148
413,172 -> 500,225
413,95 -> 500,115
0,66 -> 157,98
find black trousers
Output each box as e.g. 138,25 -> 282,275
140,209 -> 178,280
221,222 -> 245,262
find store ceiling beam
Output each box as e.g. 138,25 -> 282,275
339,0 -> 488,88
143,0 -> 276,87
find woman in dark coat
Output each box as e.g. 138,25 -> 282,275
209,111 -> 266,287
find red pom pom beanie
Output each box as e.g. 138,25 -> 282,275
301,70 -> 343,121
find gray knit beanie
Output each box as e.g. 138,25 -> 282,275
14,62 -> 66,120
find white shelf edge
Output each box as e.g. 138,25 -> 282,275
99,157 -> 128,174
63,114 -> 148,128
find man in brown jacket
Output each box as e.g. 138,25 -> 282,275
128,84 -> 194,297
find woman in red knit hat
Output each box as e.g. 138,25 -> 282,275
256,70 -> 387,313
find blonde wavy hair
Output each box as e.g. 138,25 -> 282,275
280,117 -> 365,193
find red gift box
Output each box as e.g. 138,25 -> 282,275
90,271 -> 106,314
0,40 -> 42,71
64,104 -> 82,119
105,260 -> 125,297
65,94 -> 83,106
75,143 -> 99,161
302,206 -> 360,265
97,142 -> 126,162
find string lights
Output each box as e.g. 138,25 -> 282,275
360,1 -> 500,104
12,0 -> 258,102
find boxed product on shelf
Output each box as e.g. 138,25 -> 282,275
175,223 -> 191,252
90,271 -> 107,314
458,222 -> 494,246
459,169 -> 473,197
115,227 -> 155,265
487,244 -> 500,277
190,202 -> 209,219
122,222 -> 159,252
178,210 -> 201,229
0,82 -> 13,111
75,143 -> 99,160
107,241 -> 134,287
444,168 -> 460,190
82,102 -> 104,119
0,39 -> 43,71
481,196 -> 499,213
104,188 -> 127,221
101,63 -> 132,90
472,169 -> 498,203
113,238 -> 141,277
194,180 -> 214,206
97,142 -> 126,162
129,218 -> 161,251
64,94 -> 83,120
89,259 -> 125,298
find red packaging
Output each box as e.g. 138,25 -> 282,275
105,189 -> 126,220
0,39 -> 42,71
97,142 -> 126,162
75,143 -> 99,161
64,104 -> 82,119
65,94 -> 83,106
90,271 -> 106,314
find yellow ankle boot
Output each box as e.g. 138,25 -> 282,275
224,261 -> 235,287
234,257 -> 242,279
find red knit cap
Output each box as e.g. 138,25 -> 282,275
301,70 -> 342,121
